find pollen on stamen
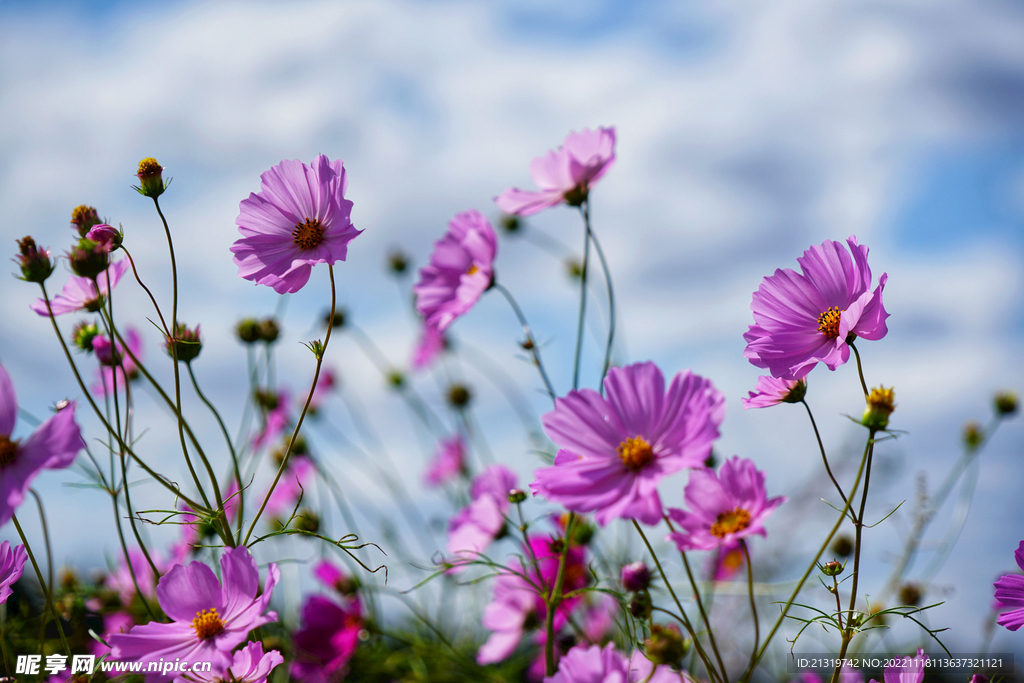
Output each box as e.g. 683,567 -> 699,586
292,218 -> 324,250
0,435 -> 18,468
617,436 -> 654,471
817,306 -> 842,339
466,264 -> 480,275
191,607 -> 225,640
710,508 -> 751,538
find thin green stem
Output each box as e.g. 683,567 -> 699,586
801,400 -> 851,517
27,491 -> 53,600
572,201 -> 592,390
490,282 -> 556,402
0,622 -> 9,677
121,246 -> 169,336
850,342 -> 869,397
11,514 -> 69,656
740,540 -> 759,673
583,213 -> 616,384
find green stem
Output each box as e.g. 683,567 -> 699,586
850,342 -> 869,397
490,282 -> 556,402
583,213 -> 616,384
544,515 -> 574,676
12,515 -> 69,656
0,621 -> 9,677
571,201 -> 592,390
740,540 -> 759,673
802,400 -> 852,517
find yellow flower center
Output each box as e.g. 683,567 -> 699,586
710,508 -> 751,538
866,386 -> 896,415
617,436 -> 654,471
292,218 -> 324,250
720,547 -> 744,572
817,306 -> 843,339
466,264 -> 479,275
0,435 -> 18,468
191,608 -> 225,640
137,157 -> 162,177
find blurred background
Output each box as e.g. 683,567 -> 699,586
0,0 -> 1022,659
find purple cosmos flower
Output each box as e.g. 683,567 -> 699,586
91,328 -> 143,396
869,649 -> 927,683
495,128 -> 616,216
667,456 -> 786,552
994,540 -> 1024,630
252,389 -> 290,450
90,611 -> 134,657
532,362 -> 724,526
744,236 -> 889,380
708,541 -> 747,581
544,643 -> 684,683
424,435 -> 467,488
312,559 -> 359,598
621,561 -> 651,592
177,641 -> 283,683
0,363 -> 83,527
30,259 -> 130,316
109,546 -> 279,678
446,465 -> 518,568
741,376 -> 806,409
107,548 -> 167,606
413,210 -> 497,333
290,594 -> 363,683
411,323 -> 445,372
231,155 -> 362,294
263,456 -> 314,520
0,541 -> 27,604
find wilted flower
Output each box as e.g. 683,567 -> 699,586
744,236 -> 889,380
231,155 -> 362,294
741,376 -> 806,409
31,259 -> 130,316
0,541 -> 27,604
994,540 -> 1024,631
532,362 -> 724,526
496,127 -> 617,215
290,594 -> 363,683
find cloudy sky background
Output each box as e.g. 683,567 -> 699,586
1,0 -> 1022,657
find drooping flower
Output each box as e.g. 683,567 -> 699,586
413,210 -> 496,333
231,155 -> 362,294
91,328 -> 143,396
667,456 -> 786,552
544,643 -> 685,683
290,595 -> 363,683
532,362 -> 724,526
0,363 -> 83,527
0,541 -> 27,604
741,376 -> 806,409
743,236 -> 889,380
411,323 -> 446,372
496,128 -> 616,216
176,641 -> 283,683
868,649 -> 927,683
424,435 -> 467,488
994,540 -> 1024,631
30,258 -> 130,316
109,546 -> 279,677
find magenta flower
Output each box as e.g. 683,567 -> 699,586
707,541 -> 747,581
90,611 -> 133,657
290,594 -> 363,683
495,127 -> 616,216
91,328 -> 143,396
741,376 -> 806,409
413,210 -> 496,333
231,155 -> 362,294
252,389 -> 290,450
107,548 -> 165,606
447,465 -> 518,567
869,649 -> 927,683
263,456 -> 314,520
544,643 -> 684,683
85,223 -> 121,251
667,456 -> 785,552
312,559 -> 359,598
178,641 -> 283,683
109,546 -> 279,677
620,561 -> 651,592
532,362 -> 724,526
424,435 -> 467,488
0,541 -> 27,604
744,236 -> 889,380
411,323 -> 445,372
994,540 -> 1024,630
0,363 -> 83,527
30,258 -> 130,316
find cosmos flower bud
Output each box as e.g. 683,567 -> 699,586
629,591 -> 652,620
134,157 -> 167,198
253,389 -> 280,411
387,249 -> 409,275
71,321 -> 100,352
85,223 -> 122,252
643,624 -> 688,668
324,308 -> 347,329
258,318 -> 280,344
963,420 -> 983,449
862,386 -> 896,431
565,257 -> 583,281
236,318 -> 261,344
67,238 -> 110,280
499,214 -> 521,234
165,323 -> 202,363
898,582 -> 922,606
994,391 -> 1018,417
294,509 -> 320,533
15,236 -> 54,283
71,205 -> 102,237
831,534 -> 853,557
820,560 -> 844,577
621,561 -> 651,592
387,369 -> 405,389
92,335 -> 122,367
507,488 -> 527,504
447,383 -> 472,409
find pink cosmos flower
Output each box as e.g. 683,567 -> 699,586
312,559 -> 359,598
30,258 -> 130,316
176,641 -> 283,683
994,540 -> 1024,630
107,548 -> 165,606
708,541 -> 747,581
264,456 -> 314,520
413,210 -> 496,333
532,362 -> 724,526
869,649 -> 927,683
581,594 -> 618,643
744,236 -> 889,380
252,389 -> 290,450
667,456 -> 786,552
0,363 -> 83,527
91,328 -> 143,396
741,376 -> 806,409
231,155 -> 362,294
290,594 -> 363,683
411,323 -> 445,372
424,435 -> 467,488
447,465 -> 518,568
90,611 -> 133,657
496,128 -> 616,216
544,643 -> 684,683
109,546 -> 279,678
0,541 -> 27,604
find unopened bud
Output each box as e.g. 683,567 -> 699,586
898,582 -> 922,607
324,308 -> 346,329
135,157 -> 167,198
294,509 -> 320,533
565,258 -> 583,281
820,560 -> 844,577
85,223 -> 122,252
67,238 -> 109,280
629,591 -> 652,620
387,369 -> 405,389
258,318 -> 280,344
254,389 -> 280,411
643,623 -> 688,668
71,205 -> 101,237
994,391 -> 1018,417
507,489 -> 527,504
387,250 -> 409,275
862,386 -> 896,430
236,318 -> 261,344
520,337 -> 535,351
831,534 -> 853,558
165,323 -> 202,363
499,214 -> 521,234
621,561 -> 652,592
15,236 -> 54,283
963,421 -> 983,449
71,322 -> 100,352
447,383 -> 472,409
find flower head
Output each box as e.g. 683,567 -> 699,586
532,362 -> 724,526
862,386 -> 896,430
544,643 -> 685,683
71,205 -> 101,237
446,465 -> 518,569
312,559 -> 359,598
744,236 -> 889,380
424,435 -> 467,488
31,258 -> 130,317
0,363 -> 83,527
85,223 -> 122,252
869,649 -> 927,683
177,641 -> 283,683
411,323 -> 446,372
621,562 -> 651,593
231,155 -> 362,294
0,541 -> 27,604
109,546 -> 279,678
667,456 -> 786,551
496,127 -> 616,216
15,236 -> 55,283
135,157 -> 168,198
290,594 -> 363,683
994,540 -> 1024,631
91,328 -> 143,396
741,376 -> 806,409
413,210 -> 496,333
